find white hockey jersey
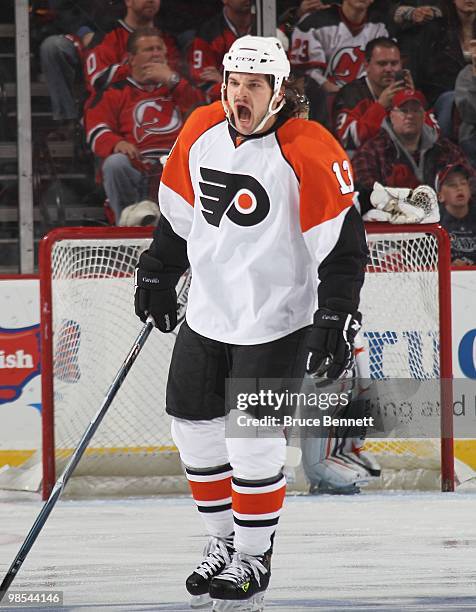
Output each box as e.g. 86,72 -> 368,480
158,101 -> 359,344
290,7 -> 388,87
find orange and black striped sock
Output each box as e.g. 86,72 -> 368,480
232,472 -> 286,555
185,463 -> 234,537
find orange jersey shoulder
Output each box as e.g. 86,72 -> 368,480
161,101 -> 226,206
276,118 -> 355,232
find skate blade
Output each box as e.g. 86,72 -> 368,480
212,593 -> 265,611
190,593 -> 213,608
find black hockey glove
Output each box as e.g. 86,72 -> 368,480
134,251 -> 178,333
306,309 -> 362,381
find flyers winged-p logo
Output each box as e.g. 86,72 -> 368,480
199,167 -> 270,227
0,325 -> 41,404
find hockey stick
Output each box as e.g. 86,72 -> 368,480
0,317 -> 155,601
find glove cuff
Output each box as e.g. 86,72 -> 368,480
313,308 -> 355,330
135,268 -> 178,290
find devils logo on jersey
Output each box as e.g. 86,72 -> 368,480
199,168 -> 270,227
328,46 -> 366,87
133,98 -> 183,143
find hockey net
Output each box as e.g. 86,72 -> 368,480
35,224 -> 453,499
361,224 -> 453,491
39,227 -> 186,499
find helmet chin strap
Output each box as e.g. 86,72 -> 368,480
221,80 -> 285,136
252,92 -> 285,134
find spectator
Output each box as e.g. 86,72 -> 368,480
352,89 -> 474,212
389,2 -> 443,88
85,28 -> 205,224
39,0 -> 123,136
187,0 -> 254,101
279,1 -> 332,54
393,0 -> 443,27
454,38 -> 476,166
295,0 -> 331,16
280,0 -> 331,24
333,37 -> 439,155
84,0 -> 180,97
436,164 -> 476,265
412,0 -> 476,138
392,1 -> 443,27
158,1 -> 221,50
290,0 -> 389,124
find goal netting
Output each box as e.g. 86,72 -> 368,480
39,227 -> 187,498
361,224 -> 453,491
31,224 -> 454,498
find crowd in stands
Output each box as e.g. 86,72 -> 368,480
37,0 -> 476,264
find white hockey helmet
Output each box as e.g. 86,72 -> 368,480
222,35 -> 291,134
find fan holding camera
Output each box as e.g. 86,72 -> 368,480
333,36 -> 439,156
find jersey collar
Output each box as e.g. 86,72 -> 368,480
223,9 -> 252,38
118,19 -> 134,33
127,76 -> 164,91
227,113 -> 289,147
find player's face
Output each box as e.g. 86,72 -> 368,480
366,46 -> 401,88
226,72 -> 278,135
390,101 -> 424,138
130,36 -> 167,68
438,173 -> 471,208
126,0 -> 160,19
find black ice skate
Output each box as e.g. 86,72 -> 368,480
187,534 -> 234,608
209,549 -> 271,610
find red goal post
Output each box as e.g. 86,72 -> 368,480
38,223 -> 454,499
39,227 -> 155,500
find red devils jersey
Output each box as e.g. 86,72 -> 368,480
333,76 -> 440,152
290,6 -> 388,87
188,11 -> 252,100
84,19 -> 180,95
158,102 -> 367,344
86,77 -> 205,159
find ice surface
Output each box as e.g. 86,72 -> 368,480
1,491 -> 476,611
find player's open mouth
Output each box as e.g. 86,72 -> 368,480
236,104 -> 252,125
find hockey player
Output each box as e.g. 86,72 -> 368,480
134,36 -> 368,610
